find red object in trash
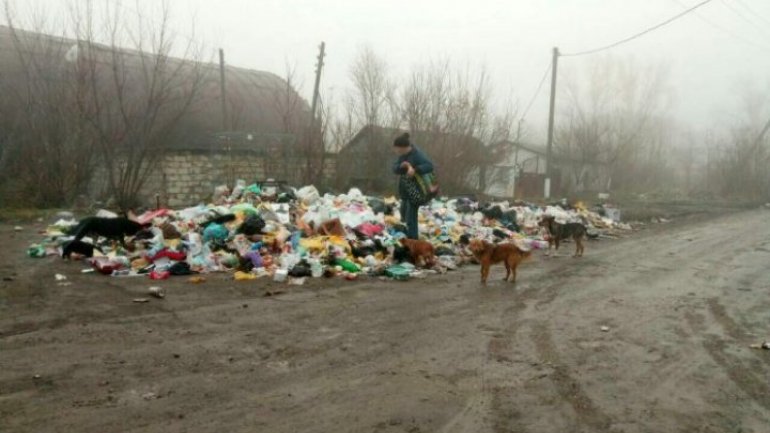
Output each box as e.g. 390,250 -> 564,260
149,270 -> 171,280
149,248 -> 187,262
90,257 -> 123,275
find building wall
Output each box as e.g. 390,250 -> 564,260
90,151 -> 337,208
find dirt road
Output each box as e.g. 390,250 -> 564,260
2,210 -> 770,433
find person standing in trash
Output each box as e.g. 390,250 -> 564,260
392,132 -> 434,239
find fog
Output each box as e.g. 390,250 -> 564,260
2,0 -> 770,205
4,0 -> 770,140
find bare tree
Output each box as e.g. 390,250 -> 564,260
71,0 -> 210,208
350,45 -> 396,129
557,56 -> 673,193
0,1 -> 96,206
710,84 -> 770,200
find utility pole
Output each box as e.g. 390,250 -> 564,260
309,42 -> 326,132
218,48 -> 232,186
544,47 -> 559,199
219,48 -> 228,131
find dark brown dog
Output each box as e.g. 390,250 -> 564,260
538,215 -> 587,257
468,239 -> 531,284
399,238 -> 436,268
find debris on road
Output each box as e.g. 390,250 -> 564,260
148,286 -> 165,299
26,181 -> 632,285
749,342 -> 770,350
601,326 -> 611,332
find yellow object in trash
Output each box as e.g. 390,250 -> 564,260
233,271 -> 257,281
131,257 -> 150,270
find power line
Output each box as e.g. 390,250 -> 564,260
720,0 -> 770,35
670,0 -> 770,52
734,0 -> 770,27
520,62 -> 551,122
561,0 -> 715,57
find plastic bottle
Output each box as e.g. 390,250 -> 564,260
335,258 -> 361,273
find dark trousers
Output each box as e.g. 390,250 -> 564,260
400,200 -> 419,239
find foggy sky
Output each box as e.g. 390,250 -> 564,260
4,0 -> 770,143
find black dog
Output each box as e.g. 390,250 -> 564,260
62,240 -> 104,259
202,213 -> 237,228
70,216 -> 144,248
538,215 -> 587,257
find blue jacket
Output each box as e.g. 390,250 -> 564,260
392,145 -> 434,176
393,145 -> 434,198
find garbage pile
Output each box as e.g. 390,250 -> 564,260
27,182 -> 632,283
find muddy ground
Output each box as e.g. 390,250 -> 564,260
1,208 -> 770,433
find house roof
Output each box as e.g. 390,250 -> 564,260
0,25 -> 309,146
493,140 -> 609,166
342,124 -> 485,152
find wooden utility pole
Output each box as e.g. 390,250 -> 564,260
544,47 -> 559,199
309,42 -> 326,132
219,48 -> 228,131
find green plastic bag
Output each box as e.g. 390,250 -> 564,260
27,244 -> 46,258
385,265 -> 411,280
245,184 -> 262,195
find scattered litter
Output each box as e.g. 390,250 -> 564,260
148,286 -> 165,299
289,277 -> 306,285
81,269 -> 95,274
132,298 -> 150,303
264,289 -> 286,297
141,392 -> 158,401
234,271 -> 257,281
27,182 -> 632,285
749,342 -> 770,350
273,269 -> 288,283
600,326 -> 610,332
55,274 -> 67,281
149,270 -> 170,280
14,226 -> 23,232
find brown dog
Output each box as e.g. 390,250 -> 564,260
399,238 -> 436,268
538,215 -> 586,257
468,239 -> 531,284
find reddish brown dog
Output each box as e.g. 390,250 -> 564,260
399,238 -> 436,268
468,239 -> 531,284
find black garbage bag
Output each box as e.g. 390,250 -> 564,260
202,213 -> 236,228
289,261 -> 312,277
481,205 -> 504,220
368,197 -> 394,216
350,244 -> 376,258
435,246 -> 455,256
238,215 -> 266,236
169,262 -> 193,276
393,245 -> 412,264
493,228 -> 509,240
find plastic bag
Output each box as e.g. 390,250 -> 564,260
296,185 -> 321,206
203,223 -> 229,243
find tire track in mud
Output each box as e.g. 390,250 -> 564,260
485,260 -> 605,432
703,299 -> 770,411
531,321 -> 613,431
685,301 -> 770,413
